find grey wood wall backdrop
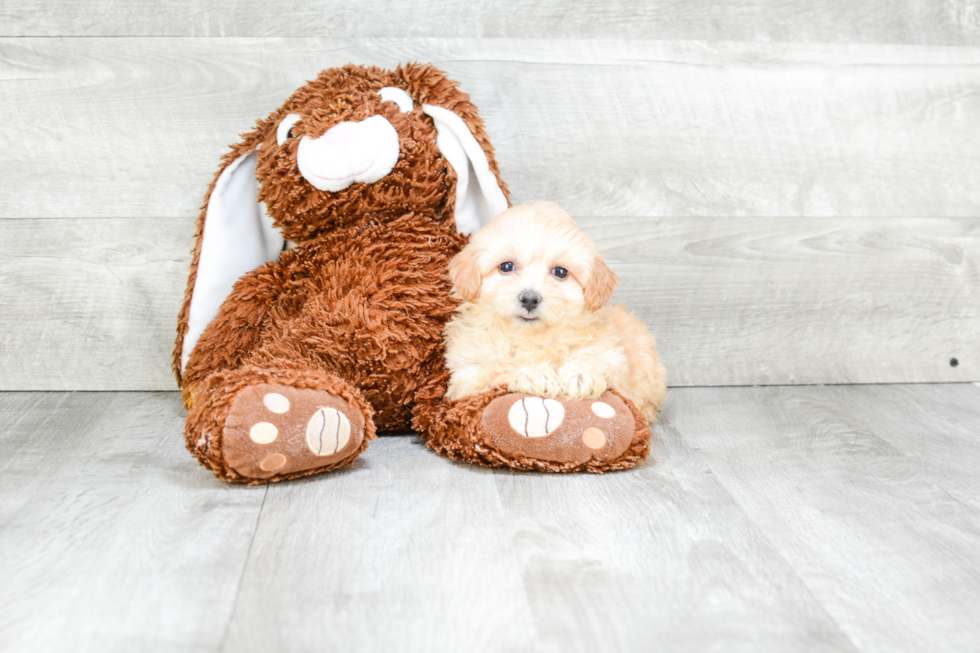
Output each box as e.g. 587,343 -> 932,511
1,5 -> 978,390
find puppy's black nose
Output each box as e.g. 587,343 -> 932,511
519,290 -> 542,312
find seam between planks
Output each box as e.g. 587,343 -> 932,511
219,484 -> 270,653
666,418 -> 865,652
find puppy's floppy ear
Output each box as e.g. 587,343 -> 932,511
584,256 -> 618,311
448,243 -> 484,302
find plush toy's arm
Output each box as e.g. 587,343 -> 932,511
180,257 -> 294,406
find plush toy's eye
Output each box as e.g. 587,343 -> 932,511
276,113 -> 302,146
552,267 -> 568,279
379,87 -> 414,113
499,261 -> 515,273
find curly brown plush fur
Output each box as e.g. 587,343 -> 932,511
183,211 -> 467,431
175,63 -> 516,482
175,63 -> 653,483
186,365 -> 376,484
174,64 -> 507,397
413,368 -> 653,473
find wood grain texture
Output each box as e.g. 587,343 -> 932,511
487,420 -> 859,653
222,419 -> 857,653
221,437 -> 541,653
3,0 -> 980,44
2,216 -> 976,390
5,385 -> 979,652
0,391 -> 268,653
0,218 -> 191,391
800,384 -> 980,512
587,215 -> 980,386
672,383 -> 980,653
3,38 -> 980,220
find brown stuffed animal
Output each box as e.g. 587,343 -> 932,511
174,63 -> 653,484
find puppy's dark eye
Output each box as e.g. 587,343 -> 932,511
552,267 -> 568,279
499,261 -> 515,273
287,127 -> 296,139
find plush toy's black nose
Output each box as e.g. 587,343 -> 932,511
519,290 -> 542,312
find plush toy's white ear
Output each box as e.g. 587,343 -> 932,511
181,150 -> 283,371
422,104 -> 509,236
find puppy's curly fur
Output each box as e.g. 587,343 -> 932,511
444,202 -> 667,421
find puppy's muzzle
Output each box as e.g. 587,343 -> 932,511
519,290 -> 542,312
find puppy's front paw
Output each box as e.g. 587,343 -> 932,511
558,365 -> 607,399
509,366 -> 562,397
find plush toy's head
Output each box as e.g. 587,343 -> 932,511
174,63 -> 510,378
252,64 -> 507,240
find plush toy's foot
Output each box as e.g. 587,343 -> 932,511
185,367 -> 375,484
222,383 -> 367,481
414,388 -> 653,472
481,391 -> 638,467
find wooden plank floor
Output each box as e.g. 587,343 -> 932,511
2,384 -> 978,652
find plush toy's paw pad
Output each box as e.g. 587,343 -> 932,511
305,407 -> 352,455
223,384 -> 365,480
483,392 -> 635,466
507,397 -> 565,437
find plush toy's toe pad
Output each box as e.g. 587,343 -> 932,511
224,383 -> 365,480
483,391 -> 635,466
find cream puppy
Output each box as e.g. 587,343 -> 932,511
444,202 -> 666,421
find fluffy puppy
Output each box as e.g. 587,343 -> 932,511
444,202 -> 666,421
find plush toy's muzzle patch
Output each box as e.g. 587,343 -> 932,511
296,115 -> 400,192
